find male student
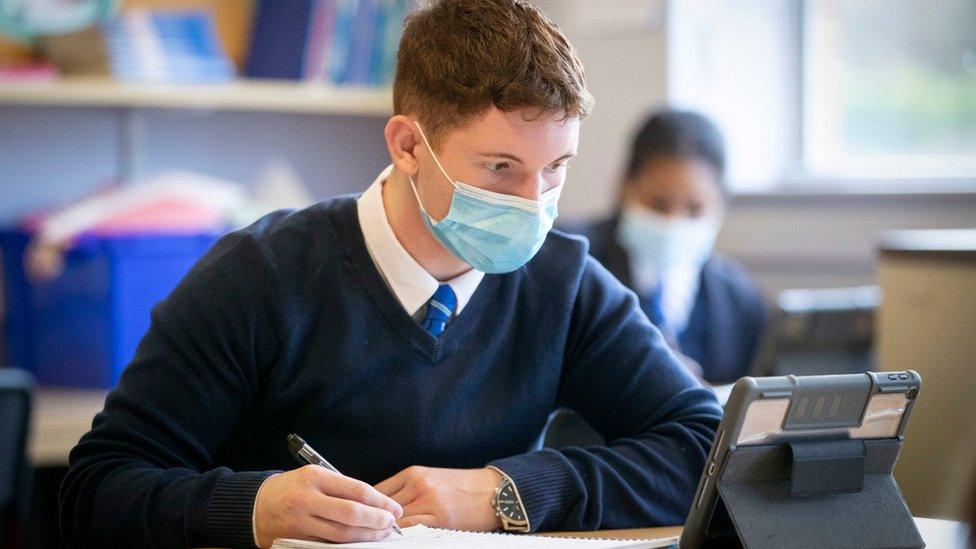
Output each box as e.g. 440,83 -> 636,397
570,110 -> 765,385
59,2 -> 721,548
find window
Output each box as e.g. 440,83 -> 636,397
667,0 -> 976,192
804,0 -> 976,180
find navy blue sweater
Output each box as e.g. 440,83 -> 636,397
566,215 -> 767,384
59,196 -> 721,548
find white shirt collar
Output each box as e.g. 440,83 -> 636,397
631,262 -> 702,337
659,263 -> 702,336
357,165 -> 484,318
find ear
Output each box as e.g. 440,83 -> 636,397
385,115 -> 420,177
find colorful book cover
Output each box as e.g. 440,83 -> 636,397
244,0 -> 316,80
315,0 -> 339,82
302,0 -> 333,81
327,0 -> 357,85
346,0 -> 378,85
372,0 -> 407,85
367,0 -> 389,86
310,0 -> 339,82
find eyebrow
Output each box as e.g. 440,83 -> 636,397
477,151 -> 577,164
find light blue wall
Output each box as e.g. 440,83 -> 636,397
1,107 -> 120,222
0,106 -> 391,225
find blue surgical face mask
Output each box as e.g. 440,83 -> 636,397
407,122 -> 562,274
616,202 -> 719,282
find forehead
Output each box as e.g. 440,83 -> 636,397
443,107 -> 580,158
633,156 -> 722,196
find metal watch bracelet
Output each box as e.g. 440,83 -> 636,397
486,465 -> 530,532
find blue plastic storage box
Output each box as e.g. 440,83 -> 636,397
0,230 -> 221,388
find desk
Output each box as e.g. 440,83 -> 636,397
28,388 -> 107,466
878,229 -> 976,520
540,526 -> 680,547
543,518 -> 968,547
542,526 -> 681,540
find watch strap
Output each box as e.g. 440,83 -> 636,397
486,465 -> 530,532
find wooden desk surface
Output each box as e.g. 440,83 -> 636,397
541,525 -> 682,540
543,518 -> 968,547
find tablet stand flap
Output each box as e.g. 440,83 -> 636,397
789,438 -> 865,496
714,440 -> 924,549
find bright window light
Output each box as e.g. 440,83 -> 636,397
804,0 -> 976,180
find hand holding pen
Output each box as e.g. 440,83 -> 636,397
288,434 -> 403,536
250,435 -> 403,548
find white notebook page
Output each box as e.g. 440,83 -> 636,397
271,525 -> 677,548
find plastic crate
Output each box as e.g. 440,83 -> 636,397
0,230 -> 220,388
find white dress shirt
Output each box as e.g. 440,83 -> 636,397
631,261 -> 702,339
357,165 -> 484,320
251,166 -> 484,544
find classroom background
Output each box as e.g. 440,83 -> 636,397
0,1 -> 974,548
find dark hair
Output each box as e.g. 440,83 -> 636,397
394,0 -> 594,146
623,109 -> 726,184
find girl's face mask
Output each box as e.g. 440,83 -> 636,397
616,202 -> 719,279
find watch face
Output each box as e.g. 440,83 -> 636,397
497,480 -> 525,522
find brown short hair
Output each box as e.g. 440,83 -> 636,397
394,0 -> 593,145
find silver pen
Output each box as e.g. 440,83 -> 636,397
287,434 -> 403,536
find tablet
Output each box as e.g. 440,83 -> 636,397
679,371 -> 921,548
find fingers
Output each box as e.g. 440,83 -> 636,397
304,466 -> 403,518
376,466 -> 427,508
299,514 -> 394,544
397,514 -> 437,529
309,493 -> 398,531
389,484 -> 424,509
255,467 -> 405,547
400,494 -> 442,526
374,469 -> 409,497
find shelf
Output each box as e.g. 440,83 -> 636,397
0,78 -> 394,116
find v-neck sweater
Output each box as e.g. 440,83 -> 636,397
60,195 -> 722,548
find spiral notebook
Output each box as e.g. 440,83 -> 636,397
271,524 -> 678,548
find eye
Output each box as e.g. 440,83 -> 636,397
545,161 -> 569,173
485,162 -> 510,173
648,198 -> 670,214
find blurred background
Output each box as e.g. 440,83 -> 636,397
0,0 -> 973,547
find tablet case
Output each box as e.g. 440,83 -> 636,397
702,437 -> 924,548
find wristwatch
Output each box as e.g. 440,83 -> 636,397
487,466 -> 530,532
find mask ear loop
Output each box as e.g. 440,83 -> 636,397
406,174 -> 437,222
414,121 -> 460,191
407,121 -> 460,224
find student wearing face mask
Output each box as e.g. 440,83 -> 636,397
59,3 -> 720,548
572,110 -> 766,385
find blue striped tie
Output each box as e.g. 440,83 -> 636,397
421,284 -> 457,336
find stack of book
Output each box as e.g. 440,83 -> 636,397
40,10 -> 234,84
245,0 -> 411,86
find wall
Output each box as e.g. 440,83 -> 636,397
0,106 -> 391,224
721,192 -> 976,297
531,0 -> 670,218
537,0 -> 976,299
